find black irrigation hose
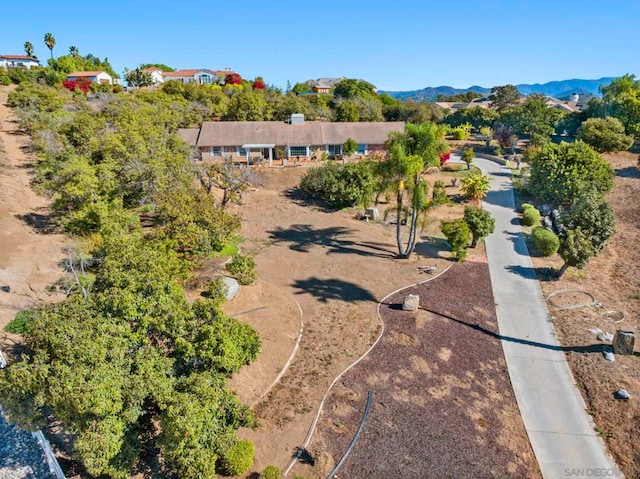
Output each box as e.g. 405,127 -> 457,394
327,391 -> 373,479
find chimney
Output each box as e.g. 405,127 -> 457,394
290,113 -> 304,125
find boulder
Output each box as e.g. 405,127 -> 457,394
221,276 -> 240,301
602,346 -> 615,362
597,332 -> 614,342
612,330 -> 635,355
402,294 -> 420,312
365,207 -> 380,220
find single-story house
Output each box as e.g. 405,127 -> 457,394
0,55 -> 40,69
312,85 -> 331,94
140,67 -> 165,84
163,69 -> 233,85
66,71 -> 113,84
182,115 -> 404,166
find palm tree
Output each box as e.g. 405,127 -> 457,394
24,41 -> 34,58
69,45 -> 79,58
460,173 -> 491,206
44,33 -> 56,59
383,122 -> 449,258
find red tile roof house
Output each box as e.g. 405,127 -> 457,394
162,69 -> 233,84
0,55 -> 41,69
66,71 -> 113,84
180,115 -> 404,167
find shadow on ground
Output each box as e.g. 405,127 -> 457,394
291,277 -> 376,303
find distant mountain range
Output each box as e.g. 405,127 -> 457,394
381,77 -> 616,102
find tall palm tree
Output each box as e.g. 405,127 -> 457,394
44,33 -> 56,59
24,41 -> 34,58
69,45 -> 79,58
383,122 -> 449,258
460,173 -> 491,206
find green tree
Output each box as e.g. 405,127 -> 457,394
558,227 -> 595,278
461,148 -> 474,169
504,94 -> 562,142
463,206 -> 495,247
561,192 -> 615,254
140,63 -> 174,72
599,74 -> 640,136
460,172 -> 491,206
343,137 -> 358,157
576,117 -> 633,152
335,99 -> 360,122
527,141 -> 614,204
440,218 -> 471,262
69,45 -> 79,57
489,84 -> 520,111
124,68 -> 154,87
24,41 -> 34,57
444,107 -> 499,130
223,90 -> 272,121
43,32 -> 56,59
383,122 -> 449,258
333,78 -> 377,99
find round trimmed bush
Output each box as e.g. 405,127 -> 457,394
532,227 -> 560,256
520,202 -> 535,212
260,465 -> 282,479
219,440 -> 254,476
522,207 -> 541,227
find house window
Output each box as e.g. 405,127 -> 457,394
210,147 -> 222,157
357,144 -> 367,155
289,146 -> 308,157
198,75 -> 212,84
237,147 -> 247,156
327,144 -> 342,156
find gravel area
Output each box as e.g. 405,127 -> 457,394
312,261 -> 541,478
0,410 -> 55,479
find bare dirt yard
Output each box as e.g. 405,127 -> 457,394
223,166 -> 538,477
0,86 -> 68,349
522,151 -> 640,479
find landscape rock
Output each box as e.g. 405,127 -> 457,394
612,330 -> 635,355
602,346 -> 615,362
597,332 -> 614,342
614,389 -> 630,400
0,285 -> 9,293
402,294 -> 420,312
365,207 -> 380,220
221,277 -> 240,301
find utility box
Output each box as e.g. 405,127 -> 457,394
290,113 -> 305,125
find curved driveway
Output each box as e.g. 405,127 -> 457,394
474,156 -> 622,479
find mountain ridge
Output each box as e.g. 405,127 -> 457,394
381,77 -> 615,102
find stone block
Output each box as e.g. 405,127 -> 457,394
612,330 -> 635,355
402,294 -> 420,311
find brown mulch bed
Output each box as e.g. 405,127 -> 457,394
308,261 -> 540,479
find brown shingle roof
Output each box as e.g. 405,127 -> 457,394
177,128 -> 200,147
197,121 -> 404,147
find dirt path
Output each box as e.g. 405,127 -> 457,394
0,86 -> 67,338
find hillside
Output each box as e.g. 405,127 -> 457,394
381,77 -> 615,102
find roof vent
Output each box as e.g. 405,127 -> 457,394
290,113 -> 305,125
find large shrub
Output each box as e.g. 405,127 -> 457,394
299,161 -> 375,208
440,218 -> 470,262
532,227 -> 560,256
219,440 -> 254,476
576,117 -> 634,153
226,254 -> 257,285
527,141 -> 614,204
463,206 -> 495,247
522,207 -> 541,226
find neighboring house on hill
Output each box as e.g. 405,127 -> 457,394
435,98 -> 492,113
312,85 -> 331,94
141,67 -> 165,84
182,115 -> 404,166
66,71 -> 113,84
162,69 -> 235,84
0,55 -> 40,69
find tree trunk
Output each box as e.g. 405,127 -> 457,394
471,234 -> 479,248
557,262 -> 569,278
396,189 -> 406,257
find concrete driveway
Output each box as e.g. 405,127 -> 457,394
470,156 -> 623,479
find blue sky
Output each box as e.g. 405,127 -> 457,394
2,0 -> 638,91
